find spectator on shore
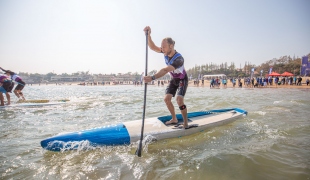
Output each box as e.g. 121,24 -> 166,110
297,77 -> 302,86
251,78 -> 255,88
223,78 -> 227,88
210,78 -> 214,89
275,77 -> 279,86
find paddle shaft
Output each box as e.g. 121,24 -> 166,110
136,30 -> 148,157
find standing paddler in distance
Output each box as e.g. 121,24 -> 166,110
0,67 -> 26,100
143,26 -> 189,129
0,74 -> 14,106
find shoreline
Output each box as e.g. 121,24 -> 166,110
187,81 -> 310,89
26,80 -> 310,89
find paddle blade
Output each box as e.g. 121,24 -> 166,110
136,142 -> 142,157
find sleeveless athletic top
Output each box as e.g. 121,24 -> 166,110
11,74 -> 22,81
164,52 -> 187,79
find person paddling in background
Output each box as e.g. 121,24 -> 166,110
142,26 -> 189,129
0,67 -> 26,100
0,74 -> 14,106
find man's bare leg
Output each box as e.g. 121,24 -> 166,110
5,92 -> 10,105
14,90 -> 20,99
19,92 -> 25,100
164,94 -> 178,125
0,93 -> 4,106
177,96 -> 188,128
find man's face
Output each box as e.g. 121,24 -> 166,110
161,40 -> 172,56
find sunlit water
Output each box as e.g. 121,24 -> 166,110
1,85 -> 309,180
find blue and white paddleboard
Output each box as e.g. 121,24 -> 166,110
41,108 -> 247,151
0,102 -> 66,108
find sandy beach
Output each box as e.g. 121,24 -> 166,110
187,80 -> 310,89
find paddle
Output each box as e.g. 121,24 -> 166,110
136,30 -> 148,157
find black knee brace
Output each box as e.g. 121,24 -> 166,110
179,105 -> 186,110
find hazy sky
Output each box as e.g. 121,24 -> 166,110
1,0 -> 309,75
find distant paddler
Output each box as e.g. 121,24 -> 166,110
0,74 -> 14,106
0,67 -> 26,100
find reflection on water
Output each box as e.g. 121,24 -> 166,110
0,85 -> 310,179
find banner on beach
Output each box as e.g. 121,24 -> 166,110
301,56 -> 309,76
250,68 -> 254,79
269,67 -> 273,74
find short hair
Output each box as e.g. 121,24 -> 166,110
163,37 -> 175,46
5,70 -> 14,76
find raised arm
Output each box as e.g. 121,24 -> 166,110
144,26 -> 161,53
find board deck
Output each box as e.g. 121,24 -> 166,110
124,109 -> 243,142
17,99 -> 70,103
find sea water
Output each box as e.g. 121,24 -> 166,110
0,85 -> 309,180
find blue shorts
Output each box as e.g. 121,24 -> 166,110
0,86 -> 7,93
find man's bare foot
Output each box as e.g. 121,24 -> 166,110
165,119 -> 178,125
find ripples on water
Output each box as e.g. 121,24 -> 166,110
0,85 -> 310,179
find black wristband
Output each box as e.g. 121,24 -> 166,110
151,75 -> 156,80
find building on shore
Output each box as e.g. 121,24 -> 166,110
51,76 -> 86,82
203,74 -> 227,80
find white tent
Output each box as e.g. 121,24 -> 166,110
203,74 -> 227,79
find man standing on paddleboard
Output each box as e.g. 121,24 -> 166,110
143,26 -> 189,129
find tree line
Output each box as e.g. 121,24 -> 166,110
13,53 -> 310,82
187,53 -> 310,78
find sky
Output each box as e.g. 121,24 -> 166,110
0,0 -> 309,75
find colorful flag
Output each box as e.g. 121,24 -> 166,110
140,72 -> 144,82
